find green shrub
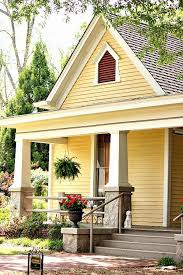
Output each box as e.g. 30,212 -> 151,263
31,168 -> 48,196
176,261 -> 183,268
48,224 -> 62,240
0,237 -> 5,244
21,214 -> 47,239
37,239 -> 49,249
48,239 -> 62,251
158,256 -> 176,266
32,200 -> 47,221
0,217 -> 25,238
0,172 -> 13,196
9,237 -> 33,247
0,207 -> 10,224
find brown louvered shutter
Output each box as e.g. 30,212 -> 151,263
98,51 -> 116,83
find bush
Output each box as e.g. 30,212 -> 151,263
0,237 -> 5,244
48,239 -> 62,251
31,168 -> 48,196
0,172 -> 13,196
32,200 -> 47,221
21,213 -> 47,239
48,223 -> 62,240
158,256 -> 176,266
0,218 -> 25,238
0,206 -> 10,224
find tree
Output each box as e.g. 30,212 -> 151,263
0,41 -> 56,173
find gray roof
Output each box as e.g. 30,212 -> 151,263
117,24 -> 183,95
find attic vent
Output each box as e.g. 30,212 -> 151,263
98,51 -> 116,83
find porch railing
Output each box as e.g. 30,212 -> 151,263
26,196 -> 105,222
83,192 -> 124,253
173,213 -> 183,234
26,193 -> 124,253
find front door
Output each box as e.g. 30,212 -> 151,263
96,134 -> 110,196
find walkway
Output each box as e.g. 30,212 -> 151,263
0,253 -> 156,273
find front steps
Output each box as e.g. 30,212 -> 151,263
94,228 -> 178,259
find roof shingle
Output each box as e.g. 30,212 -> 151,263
117,24 -> 183,95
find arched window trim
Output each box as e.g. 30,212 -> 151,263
94,42 -> 120,85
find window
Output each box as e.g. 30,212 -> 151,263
98,51 -> 116,83
94,43 -> 120,85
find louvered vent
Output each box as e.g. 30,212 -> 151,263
98,51 -> 116,83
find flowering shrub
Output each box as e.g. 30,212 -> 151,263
0,172 -> 14,196
31,168 -> 48,196
59,195 -> 87,211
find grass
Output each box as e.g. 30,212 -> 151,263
0,237 -> 63,255
0,246 -> 28,255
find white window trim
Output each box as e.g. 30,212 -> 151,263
94,42 -> 120,85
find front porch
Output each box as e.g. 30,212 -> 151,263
10,127 -> 183,229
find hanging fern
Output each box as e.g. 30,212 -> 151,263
54,156 -> 81,181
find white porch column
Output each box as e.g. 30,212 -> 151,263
107,131 -> 129,187
10,139 -> 33,217
104,131 -> 134,227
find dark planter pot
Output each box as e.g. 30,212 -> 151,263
68,209 -> 83,228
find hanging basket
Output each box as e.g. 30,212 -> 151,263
54,156 -> 81,181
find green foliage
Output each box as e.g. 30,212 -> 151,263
0,237 -> 5,244
158,256 -> 176,266
48,223 -> 62,240
48,239 -> 62,251
0,128 -> 15,173
0,218 -> 25,238
21,213 -> 47,238
176,260 -> 183,268
0,207 -> 10,223
0,172 -> 14,196
31,168 -> 48,196
54,156 -> 81,181
98,1 -> 183,66
0,41 -> 56,173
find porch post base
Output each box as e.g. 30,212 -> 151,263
104,186 -> 134,228
175,234 -> 183,261
10,186 -> 34,217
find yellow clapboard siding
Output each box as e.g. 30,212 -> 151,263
62,31 -> 155,110
170,134 -> 183,227
128,129 -> 164,226
50,136 -> 91,209
50,130 -> 164,226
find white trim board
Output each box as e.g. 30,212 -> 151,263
2,94 -> 183,128
163,128 -> 171,227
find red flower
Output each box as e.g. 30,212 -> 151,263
180,198 -> 183,202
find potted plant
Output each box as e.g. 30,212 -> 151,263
59,195 -> 88,227
54,156 -> 81,181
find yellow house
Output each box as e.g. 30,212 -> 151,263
0,15 -> 183,230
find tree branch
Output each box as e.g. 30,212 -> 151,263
3,2 -> 22,73
23,15 -> 35,69
4,63 -> 16,91
0,7 -> 9,17
0,29 -> 12,39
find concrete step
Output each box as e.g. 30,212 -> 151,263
94,246 -> 176,260
100,240 -> 176,253
122,228 -> 179,237
112,233 -> 176,245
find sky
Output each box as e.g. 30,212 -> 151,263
0,7 -> 93,96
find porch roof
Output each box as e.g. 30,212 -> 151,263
1,94 -> 183,130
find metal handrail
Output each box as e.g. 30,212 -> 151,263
83,192 -> 124,253
173,213 -> 183,234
